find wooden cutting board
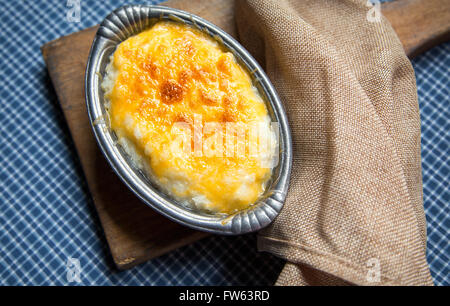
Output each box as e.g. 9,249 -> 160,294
41,0 -> 450,270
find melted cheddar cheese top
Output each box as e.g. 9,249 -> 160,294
103,21 -> 274,214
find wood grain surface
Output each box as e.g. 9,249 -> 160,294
41,0 -> 450,270
382,0 -> 450,58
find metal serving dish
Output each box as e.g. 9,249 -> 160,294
85,5 -> 292,234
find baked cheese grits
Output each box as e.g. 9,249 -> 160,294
102,21 -> 277,214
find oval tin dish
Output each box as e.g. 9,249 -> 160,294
85,5 -> 292,234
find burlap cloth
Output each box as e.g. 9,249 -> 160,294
171,0 -> 433,285
233,0 -> 433,286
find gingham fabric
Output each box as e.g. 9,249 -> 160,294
0,0 -> 447,286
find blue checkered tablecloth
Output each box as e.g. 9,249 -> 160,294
0,0 -> 448,286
